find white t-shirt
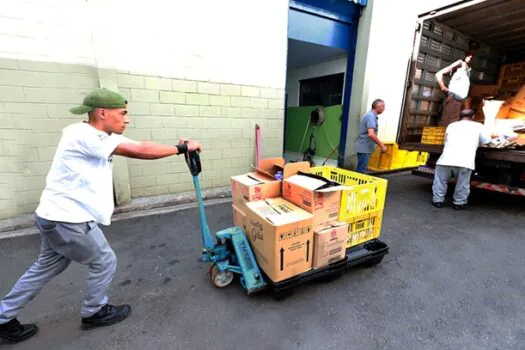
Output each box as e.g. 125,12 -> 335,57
436,120 -> 492,170
35,122 -> 137,226
448,67 -> 471,100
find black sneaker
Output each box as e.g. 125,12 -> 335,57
81,304 -> 131,330
432,201 -> 444,208
0,318 -> 38,344
453,203 -> 469,210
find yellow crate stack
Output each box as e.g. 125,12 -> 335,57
379,144 -> 407,170
368,148 -> 381,171
421,127 -> 446,145
346,212 -> 383,248
417,152 -> 429,165
403,150 -> 419,168
367,143 -> 421,171
310,166 -> 387,248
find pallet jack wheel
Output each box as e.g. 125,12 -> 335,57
210,265 -> 234,288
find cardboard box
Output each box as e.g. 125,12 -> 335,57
517,134 -> 525,146
283,173 -> 346,229
470,84 -> 498,98
509,85 -> 525,119
232,205 -> 246,231
231,157 -> 309,212
313,222 -> 348,269
244,198 -> 314,282
231,172 -> 281,213
251,157 -> 310,181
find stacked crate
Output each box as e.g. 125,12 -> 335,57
417,152 -> 430,166
421,126 -> 446,145
368,143 -> 421,171
497,61 -> 525,99
367,148 -> 381,171
310,166 -> 388,248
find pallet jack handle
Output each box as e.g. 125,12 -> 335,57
255,124 -> 261,167
184,149 -> 215,252
184,149 -> 202,176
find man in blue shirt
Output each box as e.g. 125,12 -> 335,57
354,99 -> 387,173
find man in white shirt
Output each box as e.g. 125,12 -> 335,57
0,88 -> 202,343
432,109 -> 492,210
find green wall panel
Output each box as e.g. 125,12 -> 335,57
285,105 -> 342,160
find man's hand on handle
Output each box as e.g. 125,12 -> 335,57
186,141 -> 202,153
114,138 -> 202,160
179,137 -> 202,153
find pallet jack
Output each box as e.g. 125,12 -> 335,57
185,150 -> 267,295
185,150 -> 390,299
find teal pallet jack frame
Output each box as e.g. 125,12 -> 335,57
185,150 -> 267,295
185,150 -> 389,299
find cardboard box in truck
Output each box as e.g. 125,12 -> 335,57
231,157 -> 309,213
313,222 -> 348,269
283,173 -> 346,229
470,84 -> 498,98
508,85 -> 525,120
244,198 -> 314,282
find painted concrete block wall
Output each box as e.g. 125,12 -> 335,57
286,56 -> 347,107
116,73 -> 285,198
344,0 -> 461,166
0,60 -> 100,219
0,0 -> 289,219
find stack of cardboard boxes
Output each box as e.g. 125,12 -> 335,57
231,158 -> 349,283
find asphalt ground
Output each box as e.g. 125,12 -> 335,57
1,173 -> 524,349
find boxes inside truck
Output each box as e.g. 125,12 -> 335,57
399,1 -> 525,150
400,0 -> 525,192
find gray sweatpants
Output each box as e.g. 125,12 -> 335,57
432,165 -> 472,205
0,214 -> 117,324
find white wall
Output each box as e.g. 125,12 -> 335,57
0,0 -> 95,65
344,0 -> 463,162
0,0 -> 289,89
0,0 -> 291,219
89,0 -> 288,88
285,56 -> 347,107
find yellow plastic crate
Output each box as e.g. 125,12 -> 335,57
344,210 -> 383,248
403,151 -> 419,168
417,152 -> 429,165
309,166 -> 388,222
421,127 -> 446,145
368,144 -> 419,171
367,147 -> 381,171
379,144 -> 407,170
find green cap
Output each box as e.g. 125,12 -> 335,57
69,88 -> 128,115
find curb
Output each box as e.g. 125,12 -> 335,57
0,186 -> 232,236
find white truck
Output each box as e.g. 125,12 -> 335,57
396,0 -> 525,196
